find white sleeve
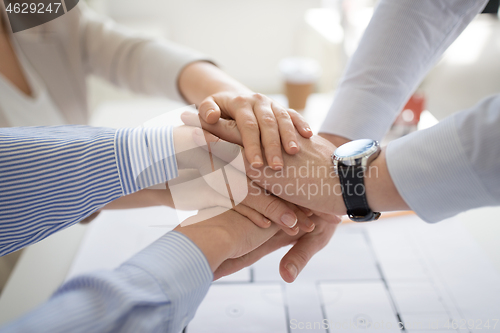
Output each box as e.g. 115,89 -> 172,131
386,95 -> 500,223
320,0 -> 488,141
78,4 -> 213,102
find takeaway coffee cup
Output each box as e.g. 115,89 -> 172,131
279,57 -> 321,111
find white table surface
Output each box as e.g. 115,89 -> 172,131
1,94 -> 500,327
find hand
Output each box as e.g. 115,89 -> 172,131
177,61 -> 313,169
191,125 -> 409,215
174,207 -> 281,272
188,126 -> 347,216
103,170 -> 233,211
172,126 -> 315,235
191,92 -> 313,169
214,212 -> 341,283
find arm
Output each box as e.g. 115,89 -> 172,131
201,93 -> 500,223
385,95 -> 500,222
197,128 -> 408,216
0,125 -> 178,256
319,0 -> 488,142
79,5 -> 312,169
0,124 -> 309,256
0,209 -> 280,333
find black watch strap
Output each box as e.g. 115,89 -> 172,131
338,165 -> 381,222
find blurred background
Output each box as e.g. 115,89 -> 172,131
83,0 -> 500,124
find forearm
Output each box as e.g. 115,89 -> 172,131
0,126 -> 178,256
103,188 -> 174,210
178,61 -> 251,105
318,133 -> 350,148
386,95 -> 500,223
320,0 -> 487,141
0,126 -> 122,256
175,225 -> 231,272
0,232 -> 213,333
364,148 -> 409,213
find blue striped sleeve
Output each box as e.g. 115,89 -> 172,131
0,125 -> 178,256
115,127 -> 178,195
0,231 -> 213,333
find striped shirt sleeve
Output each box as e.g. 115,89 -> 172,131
0,231 -> 213,333
0,125 -> 178,256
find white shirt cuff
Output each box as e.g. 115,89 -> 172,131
386,116 -> 497,223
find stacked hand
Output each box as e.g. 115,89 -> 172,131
181,111 -> 347,216
104,90 -> 345,283
172,92 -> 346,282
175,207 -> 340,282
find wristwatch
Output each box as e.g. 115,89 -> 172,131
333,139 -> 381,222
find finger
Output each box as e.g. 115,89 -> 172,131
288,109 -> 313,138
253,98 -> 283,170
187,133 -> 301,233
230,103 -> 264,168
287,202 -> 315,233
279,238 -> 320,283
214,230 -> 291,280
198,96 -> 221,124
279,223 -> 337,283
272,103 -> 300,155
233,204 -> 272,229
192,128 -> 247,173
242,181 -> 300,236
182,111 -> 244,146
298,206 -> 314,217
311,210 -> 342,224
180,111 -> 202,128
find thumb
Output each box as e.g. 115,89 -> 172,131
181,110 -> 243,147
198,96 -> 221,124
192,128 -> 246,173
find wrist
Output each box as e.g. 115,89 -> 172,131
319,133 -> 351,148
312,136 -> 347,216
364,148 -> 409,212
325,171 -> 347,216
178,61 -> 251,105
175,225 -> 233,272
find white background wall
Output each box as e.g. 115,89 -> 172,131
104,0 -> 323,93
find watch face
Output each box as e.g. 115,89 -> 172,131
335,139 -> 377,159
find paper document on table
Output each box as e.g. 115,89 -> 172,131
188,216 -> 500,333
67,211 -> 500,332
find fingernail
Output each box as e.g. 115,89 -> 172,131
289,141 -> 298,149
286,263 -> 298,280
253,155 -> 263,167
194,127 -> 203,136
272,156 -> 283,169
206,109 -> 215,119
263,218 -> 272,225
281,213 -> 297,228
306,218 -> 315,229
305,127 -> 312,133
